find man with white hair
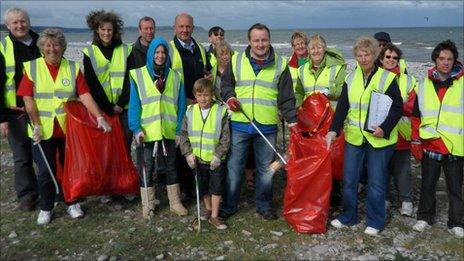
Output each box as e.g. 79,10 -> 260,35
0,8 -> 41,211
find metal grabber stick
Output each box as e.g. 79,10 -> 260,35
193,157 -> 201,233
29,123 -> 60,195
138,142 -> 152,220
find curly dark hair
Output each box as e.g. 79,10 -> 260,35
86,10 -> 124,44
431,39 -> 458,64
378,43 -> 403,60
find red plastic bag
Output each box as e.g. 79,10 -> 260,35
61,101 -> 139,202
297,93 -> 344,180
283,131 -> 332,234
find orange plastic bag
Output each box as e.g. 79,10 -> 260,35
283,130 -> 332,233
61,101 -> 138,202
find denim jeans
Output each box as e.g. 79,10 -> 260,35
337,142 -> 395,230
221,130 -> 276,214
417,154 -> 463,228
6,114 -> 37,203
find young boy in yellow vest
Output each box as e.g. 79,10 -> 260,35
179,78 -> 230,229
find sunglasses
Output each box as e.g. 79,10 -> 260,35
214,32 -> 224,37
385,55 -> 399,61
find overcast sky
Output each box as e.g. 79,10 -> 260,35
1,1 -> 463,30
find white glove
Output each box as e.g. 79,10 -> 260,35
325,131 -> 337,149
175,135 -> 181,147
97,116 -> 112,133
135,131 -> 145,145
320,88 -> 330,96
210,155 -> 221,170
0,122 -> 8,138
186,153 -> 196,169
32,124 -> 42,145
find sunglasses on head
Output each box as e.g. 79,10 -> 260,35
214,32 -> 224,37
385,55 -> 399,60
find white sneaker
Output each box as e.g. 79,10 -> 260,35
330,219 -> 346,228
67,203 -> 84,219
100,196 -> 112,203
37,210 -> 52,225
448,227 -> 464,238
400,202 -> 414,217
413,220 -> 431,232
364,226 -> 379,236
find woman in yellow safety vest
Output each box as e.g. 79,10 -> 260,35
18,28 -> 111,225
326,36 -> 403,236
378,43 -> 417,217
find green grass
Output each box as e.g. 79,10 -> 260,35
1,137 -> 463,260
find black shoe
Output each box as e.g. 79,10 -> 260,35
257,209 -> 278,220
218,209 -> 235,220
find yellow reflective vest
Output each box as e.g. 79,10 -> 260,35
230,52 -> 286,125
169,40 -> 207,83
23,57 -> 79,140
0,36 -> 17,107
297,63 -> 343,101
417,76 -> 463,156
396,73 -> 417,141
186,103 -> 227,162
82,43 -> 131,104
344,67 -> 397,148
129,67 -> 181,142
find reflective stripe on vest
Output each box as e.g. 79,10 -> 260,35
344,67 -> 397,148
418,77 -> 463,156
23,57 -> 78,140
231,52 -> 286,125
396,73 -> 417,141
83,44 -> 130,104
130,66 -> 181,141
298,63 -> 340,98
1,36 -> 17,107
186,103 -> 227,162
169,40 -> 207,83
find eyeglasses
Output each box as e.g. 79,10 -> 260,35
385,55 -> 399,60
214,32 -> 224,37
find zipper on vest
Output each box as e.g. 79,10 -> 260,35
199,106 -> 211,161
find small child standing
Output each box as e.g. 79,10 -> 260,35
179,78 -> 230,229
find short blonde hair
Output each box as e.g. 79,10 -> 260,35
193,78 -> 214,95
290,31 -> 309,47
353,36 -> 379,58
37,28 -> 67,54
215,40 -> 234,58
309,34 -> 327,51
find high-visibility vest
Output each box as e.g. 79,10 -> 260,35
298,63 -> 343,100
23,57 -> 79,140
82,43 -> 131,105
289,66 -> 299,91
230,52 -> 286,125
186,103 -> 227,162
129,66 -> 181,142
0,36 -> 17,107
168,40 -> 207,83
209,52 -> 217,69
418,76 -> 463,156
396,73 -> 417,141
344,67 -> 397,148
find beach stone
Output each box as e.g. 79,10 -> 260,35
109,256 -> 117,261
97,255 -> 109,261
313,245 -> 329,254
270,230 -> 283,236
156,254 -> 164,259
8,231 -> 17,238
241,230 -> 252,236
354,254 -> 378,261
215,256 -> 225,260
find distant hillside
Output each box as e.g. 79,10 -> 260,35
0,24 -> 205,33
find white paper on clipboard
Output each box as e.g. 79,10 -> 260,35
366,92 -> 392,132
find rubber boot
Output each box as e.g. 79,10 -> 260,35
167,184 -> 188,216
140,187 -> 155,219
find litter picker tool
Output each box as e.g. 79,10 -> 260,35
190,157 -> 201,233
139,142 -> 154,220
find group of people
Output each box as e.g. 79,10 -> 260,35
0,7 -> 462,238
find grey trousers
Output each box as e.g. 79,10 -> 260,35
6,114 -> 37,203
388,149 -> 412,202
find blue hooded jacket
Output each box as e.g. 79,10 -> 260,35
128,37 -> 186,136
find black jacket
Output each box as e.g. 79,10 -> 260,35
83,40 -> 130,116
330,66 -> 403,139
172,37 -> 211,100
0,53 -> 6,123
127,36 -> 148,71
220,45 -> 297,124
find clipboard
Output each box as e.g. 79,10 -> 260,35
364,91 -> 392,133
